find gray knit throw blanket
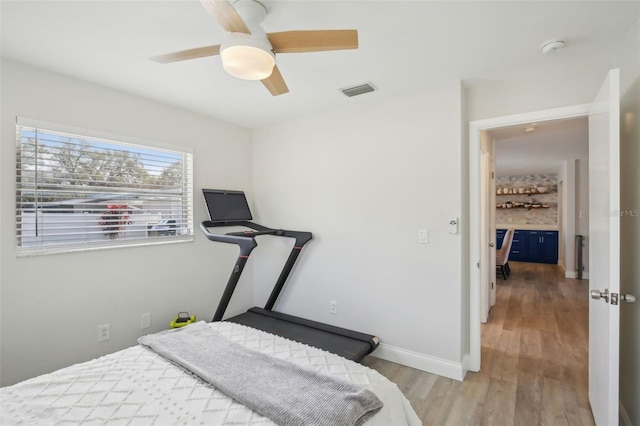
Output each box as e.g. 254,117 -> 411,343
138,321 -> 383,426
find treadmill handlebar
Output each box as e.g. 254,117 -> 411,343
200,221 -> 313,248
199,222 -> 257,255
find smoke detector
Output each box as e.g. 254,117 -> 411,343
540,39 -> 567,55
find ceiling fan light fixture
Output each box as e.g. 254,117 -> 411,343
221,33 -> 275,80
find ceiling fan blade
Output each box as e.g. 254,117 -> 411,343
199,0 -> 250,34
151,45 -> 221,64
268,30 -> 358,53
261,65 -> 289,96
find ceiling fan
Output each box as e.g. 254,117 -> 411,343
151,0 -> 359,96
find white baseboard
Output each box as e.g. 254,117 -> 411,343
372,343 -> 465,381
620,400 -> 632,426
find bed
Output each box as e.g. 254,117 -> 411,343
1,321 -> 421,425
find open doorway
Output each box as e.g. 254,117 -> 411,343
468,103 -> 592,371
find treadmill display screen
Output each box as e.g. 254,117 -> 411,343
202,189 -> 253,222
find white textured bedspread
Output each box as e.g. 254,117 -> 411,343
1,321 -> 421,425
139,322 -> 382,425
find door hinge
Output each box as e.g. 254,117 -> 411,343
491,281 -> 494,289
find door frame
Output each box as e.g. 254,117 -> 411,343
468,103 -> 591,371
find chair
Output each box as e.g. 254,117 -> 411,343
496,228 -> 514,279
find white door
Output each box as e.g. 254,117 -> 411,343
588,68 -> 620,426
479,131 -> 494,322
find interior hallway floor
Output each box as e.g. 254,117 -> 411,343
363,261 -> 594,425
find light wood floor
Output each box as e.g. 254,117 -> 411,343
363,262 -> 594,425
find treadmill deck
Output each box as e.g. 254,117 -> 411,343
225,307 -> 377,362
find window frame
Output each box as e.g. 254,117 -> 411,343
15,117 -> 194,256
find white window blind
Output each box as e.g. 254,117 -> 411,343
16,118 -> 194,256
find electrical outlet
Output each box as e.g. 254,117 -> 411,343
141,313 -> 151,329
329,300 -> 338,314
98,324 -> 110,342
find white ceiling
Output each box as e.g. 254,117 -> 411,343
491,116 -> 589,176
2,1 -> 638,130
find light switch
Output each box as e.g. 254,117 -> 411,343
419,229 -> 429,243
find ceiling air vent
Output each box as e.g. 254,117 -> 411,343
340,82 -> 377,97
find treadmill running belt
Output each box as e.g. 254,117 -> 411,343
226,309 -> 375,362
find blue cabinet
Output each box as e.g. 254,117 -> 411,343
540,231 -> 558,263
496,229 -> 506,249
526,231 -> 543,259
510,230 -> 526,261
497,229 -> 558,264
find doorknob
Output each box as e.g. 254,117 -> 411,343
621,294 -> 636,303
591,288 -> 609,303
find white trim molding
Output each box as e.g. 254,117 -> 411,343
373,343 -> 466,381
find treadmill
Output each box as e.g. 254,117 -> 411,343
200,189 -> 379,362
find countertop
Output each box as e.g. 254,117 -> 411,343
496,224 -> 558,231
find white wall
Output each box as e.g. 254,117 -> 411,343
0,59 -> 253,386
465,65 -> 608,122
251,82 -> 466,378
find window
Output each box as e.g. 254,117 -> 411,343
16,118 -> 193,256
